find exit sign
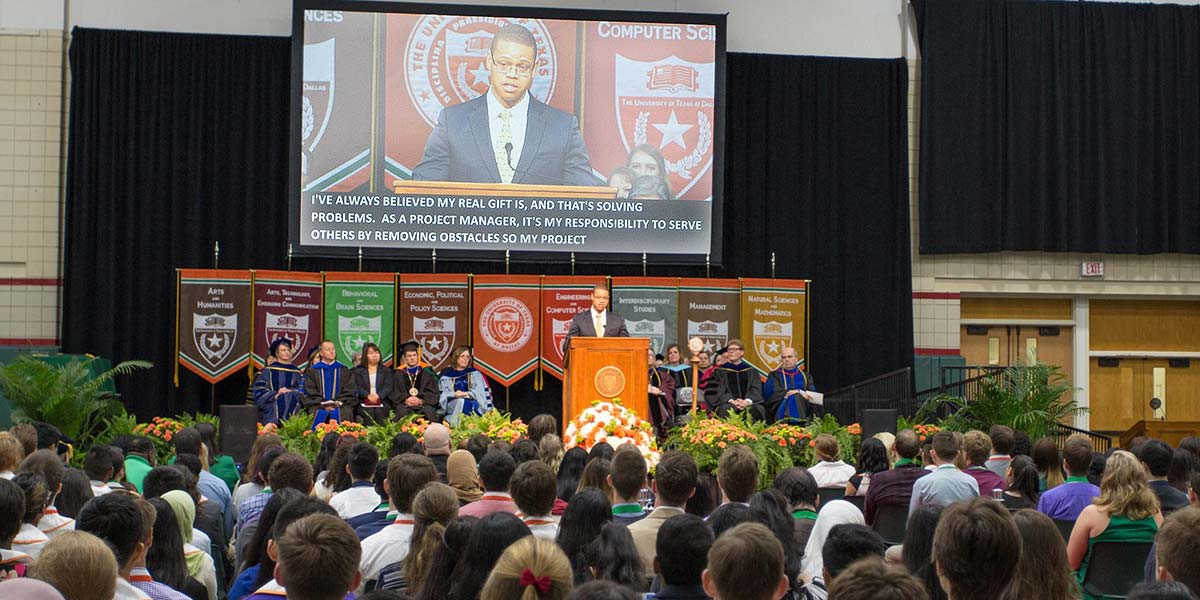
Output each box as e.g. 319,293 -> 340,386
1081,261 -> 1105,277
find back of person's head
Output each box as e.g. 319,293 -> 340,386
707,502 -> 754,539
894,429 -> 922,460
1156,506 -> 1200,596
269,451 -> 315,493
82,446 -> 114,481
823,524 -> 886,582
424,424 -> 452,457
961,431 -> 992,467
750,489 -> 799,575
194,422 -> 219,455
389,432 -> 419,458
413,515 -> 479,600
931,497 -> 1020,599
466,434 -> 492,464
773,466 -> 818,509
577,458 -> 613,501
479,450 -> 518,493
481,536 -> 573,600
129,436 -> 156,462
142,465 -> 186,498
13,472 -> 49,524
587,442 -> 614,463
827,558 -> 929,600
33,422 -> 62,451
174,453 -> 203,478
856,438 -> 890,475
406,482 -> 460,589
449,512 -> 532,600
0,432 -> 23,473
539,434 -> 565,474
814,434 -> 841,462
718,444 -> 759,503
687,471 -> 721,518
900,504 -> 944,577
1089,452 -> 1108,486
527,415 -> 559,447
1097,450 -> 1160,520
9,424 -> 38,458
1062,435 -> 1094,477
75,490 -> 145,569
1128,581 -> 1199,600
387,454 -> 439,513
322,436 -> 358,492
1007,455 -> 1041,501
144,497 -> 191,591
1008,509 -> 1075,600
1168,449 -> 1197,492
557,447 -> 589,503
19,449 -> 64,498
276,514 -> 363,600
314,432 -> 341,474
608,448 -> 647,501
243,487 -> 306,572
56,468 -> 92,520
273,496 -> 339,539
347,442 -> 379,481
0,478 -> 24,545
704,522 -> 787,600
929,432 -> 959,464
29,530 -> 118,600
511,460 -> 557,516
566,580 -> 639,600
1137,440 -> 1175,478
653,450 -> 698,507
173,427 -> 203,457
988,425 -> 1015,455
1011,430 -> 1032,457
656,514 -> 713,587
556,488 -> 613,558
511,438 -> 540,465
583,521 -> 642,588
372,459 -> 390,499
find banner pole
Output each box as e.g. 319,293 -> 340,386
771,253 -> 776,279
248,270 -> 256,380
357,247 -> 363,272
805,279 -> 812,371
213,242 -> 220,268
705,254 -> 710,278
690,357 -> 699,418
505,250 -> 510,275
287,243 -> 293,272
570,252 -> 575,275
431,248 -> 437,274
642,253 -> 647,277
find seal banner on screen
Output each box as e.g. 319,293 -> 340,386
177,269 -> 252,384
614,54 -> 716,198
302,39 -> 336,160
404,16 -> 559,128
414,316 -> 455,366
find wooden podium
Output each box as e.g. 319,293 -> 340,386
394,180 -> 617,199
1120,421 -> 1200,448
564,337 -> 650,423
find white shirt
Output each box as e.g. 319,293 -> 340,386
91,480 -> 114,496
590,307 -> 607,336
522,515 -> 560,541
358,514 -> 416,593
487,88 -> 530,172
38,506 -> 75,539
12,522 -> 48,558
330,483 -> 383,520
184,542 -> 218,600
808,460 -> 857,489
0,470 -> 13,480
114,577 -> 152,600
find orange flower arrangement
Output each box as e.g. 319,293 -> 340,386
302,420 -> 369,440
133,417 -> 185,464
846,423 -> 862,436
563,399 -> 659,466
913,423 -> 941,441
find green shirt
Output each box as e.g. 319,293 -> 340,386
125,454 -> 153,494
210,455 -> 241,493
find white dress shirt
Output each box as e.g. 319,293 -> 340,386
330,482 -> 383,520
590,307 -> 607,337
487,89 -> 530,171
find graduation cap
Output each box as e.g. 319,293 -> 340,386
400,340 -> 422,354
268,337 -> 293,358
714,346 -> 729,355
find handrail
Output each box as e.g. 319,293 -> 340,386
824,367 -> 914,397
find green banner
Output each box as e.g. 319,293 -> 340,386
323,272 -> 396,366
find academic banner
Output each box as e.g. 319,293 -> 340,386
540,275 -> 606,379
323,272 -> 396,366
251,270 -> 323,368
739,279 -> 808,376
176,269 -> 252,384
677,278 -> 740,356
612,277 -> 679,356
473,275 -> 540,387
398,273 -> 470,372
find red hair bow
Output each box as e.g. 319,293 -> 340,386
520,568 -> 552,593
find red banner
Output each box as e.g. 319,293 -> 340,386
540,276 -> 607,379
399,273 -> 471,372
176,269 -> 252,384
251,270 -> 323,369
472,275 -> 541,386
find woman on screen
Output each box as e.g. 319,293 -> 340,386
439,346 -> 494,426
626,144 -> 674,200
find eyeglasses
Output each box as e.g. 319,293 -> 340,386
727,346 -> 743,352
491,58 -> 534,76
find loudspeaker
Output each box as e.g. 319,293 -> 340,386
860,409 -> 898,440
220,405 -> 259,467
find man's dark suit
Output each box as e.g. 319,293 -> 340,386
412,94 -> 597,186
561,309 -> 629,358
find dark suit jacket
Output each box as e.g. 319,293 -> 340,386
413,94 -> 597,186
562,309 -> 629,358
350,365 -> 397,423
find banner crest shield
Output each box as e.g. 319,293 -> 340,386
752,320 -> 793,372
193,314 -> 237,367
414,316 -> 456,366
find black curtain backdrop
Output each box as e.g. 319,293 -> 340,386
63,28 -> 912,423
915,0 -> 1200,255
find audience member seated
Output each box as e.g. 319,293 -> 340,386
29,530 -> 118,600
400,483 -> 459,593
125,437 -> 157,493
162,490 -> 219,600
11,473 -> 49,558
773,467 -> 820,552
717,445 -> 759,505
1034,437 -> 1066,492
54,468 -> 90,522
237,452 -> 313,534
557,488 -> 613,584
448,450 -> 484,506
481,536 -> 574,600
0,477 -> 30,578
461,451 -> 520,518
194,422 -> 239,493
821,525 -> 886,586
511,439 -> 541,466
1008,509 -> 1077,600
1127,581 -> 1198,600
249,514 -> 361,600
511,460 -> 560,540
446,512 -> 532,600
0,432 -> 22,480
863,429 -> 928,526
246,496 -> 340,600
809,435 -> 856,489
568,580 -> 641,600
707,503 -> 754,539
609,448 -> 649,525
314,435 -> 356,502
1136,440 -> 1190,515
845,438 -> 890,497
412,515 -> 478,600
801,500 -> 864,585
899,505 -> 945,600
424,424 -> 452,481
82,446 -> 115,497
703,522 -> 790,600
932,497 -> 1021,600
1150,507 -> 1200,597
348,460 -> 394,540
985,425 -> 1015,479
960,431 -> 1006,498
908,432 -> 977,515
577,458 -> 614,504
999,455 -> 1040,510
0,578 -> 66,599
652,514 -> 713,600
330,443 -> 383,519
77,492 -> 187,600
171,428 -> 231,529
584,522 -> 645,592
358,454 -> 440,592
1068,450 -> 1163,600
20,450 -> 75,539
826,558 -> 929,600
629,451 -> 697,573
228,488 -> 305,600
1038,435 -> 1101,521
233,443 -> 281,512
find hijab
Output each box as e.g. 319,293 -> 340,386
162,489 -> 206,577
446,450 -> 483,504
0,578 -> 67,599
800,499 -> 865,580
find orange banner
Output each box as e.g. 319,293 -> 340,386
472,275 -> 541,386
540,276 -> 607,379
739,278 -> 808,376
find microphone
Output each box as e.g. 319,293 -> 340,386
504,142 -> 515,173
502,141 -> 595,186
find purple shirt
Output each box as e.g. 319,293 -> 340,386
1036,477 -> 1099,521
964,466 -> 1006,497
128,568 -> 191,600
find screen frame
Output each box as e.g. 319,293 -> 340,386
288,0 -> 726,266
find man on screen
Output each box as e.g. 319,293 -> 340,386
412,24 -> 597,186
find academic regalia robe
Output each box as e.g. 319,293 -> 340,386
700,366 -> 718,412
252,363 -> 305,425
663,363 -> 696,416
648,366 -> 676,437
764,367 -> 813,422
395,364 -> 441,422
303,360 -> 354,426
351,365 -> 398,424
438,367 -> 494,426
713,361 -> 766,421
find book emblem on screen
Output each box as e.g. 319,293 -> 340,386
752,320 -> 793,371
265,313 -> 310,359
414,317 -> 456,366
687,320 -> 727,353
193,314 -> 237,367
338,315 -> 381,358
479,297 -> 534,353
302,38 -> 336,175
614,54 -> 716,198
404,17 -> 559,128
627,319 -> 666,355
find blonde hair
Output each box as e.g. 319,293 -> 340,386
538,434 -> 564,474
30,530 -> 119,600
481,536 -> 574,600
814,434 -> 840,462
0,432 -> 22,472
1094,450 -> 1160,521
404,482 -> 460,590
872,432 -> 897,465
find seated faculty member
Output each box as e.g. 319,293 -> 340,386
394,341 -> 441,422
303,340 -> 354,426
763,346 -> 814,422
252,338 -> 306,426
438,345 -> 494,426
712,340 -> 766,421
351,342 -> 397,425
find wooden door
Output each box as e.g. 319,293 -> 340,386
960,325 -> 1073,383
1089,358 -> 1200,433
